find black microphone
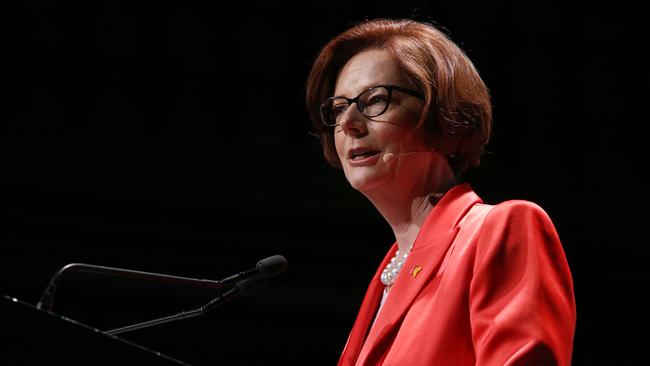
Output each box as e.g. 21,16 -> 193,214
217,255 -> 287,287
104,276 -> 272,336
36,255 -> 288,312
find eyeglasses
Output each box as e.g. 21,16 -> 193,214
319,84 -> 423,127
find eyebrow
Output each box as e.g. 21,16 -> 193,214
332,83 -> 386,98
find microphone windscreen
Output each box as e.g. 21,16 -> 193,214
382,152 -> 395,163
236,277 -> 268,296
257,255 -> 288,278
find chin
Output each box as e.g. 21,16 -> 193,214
344,169 -> 389,192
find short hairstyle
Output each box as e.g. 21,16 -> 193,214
305,18 -> 492,176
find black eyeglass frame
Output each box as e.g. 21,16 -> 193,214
319,84 -> 424,127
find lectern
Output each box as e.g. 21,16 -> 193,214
1,296 -> 191,365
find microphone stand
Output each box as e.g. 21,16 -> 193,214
37,263 -> 256,312
105,286 -> 238,336
35,256 -> 285,336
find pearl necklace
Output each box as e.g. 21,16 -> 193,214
378,191 -> 448,287
380,247 -> 411,286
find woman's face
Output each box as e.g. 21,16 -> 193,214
333,48 -> 433,193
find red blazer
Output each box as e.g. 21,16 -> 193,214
338,183 -> 576,366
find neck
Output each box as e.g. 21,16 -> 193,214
363,162 -> 457,254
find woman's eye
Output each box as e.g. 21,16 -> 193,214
367,95 -> 388,105
333,104 -> 348,116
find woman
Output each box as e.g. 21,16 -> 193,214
305,19 -> 576,365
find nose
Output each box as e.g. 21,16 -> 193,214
338,103 -> 367,136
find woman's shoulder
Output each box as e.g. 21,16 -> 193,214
459,198 -> 557,239
468,198 -> 561,252
469,198 -> 552,222
490,199 -> 549,215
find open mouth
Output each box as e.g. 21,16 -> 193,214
349,149 -> 381,161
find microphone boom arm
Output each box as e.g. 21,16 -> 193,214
104,286 -> 239,336
36,263 -> 226,311
104,276 -> 267,336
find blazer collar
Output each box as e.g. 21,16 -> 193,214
339,183 -> 482,365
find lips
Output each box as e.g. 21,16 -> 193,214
348,148 -> 381,161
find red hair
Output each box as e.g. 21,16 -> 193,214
305,19 -> 492,175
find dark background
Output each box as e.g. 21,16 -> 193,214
2,0 -> 647,365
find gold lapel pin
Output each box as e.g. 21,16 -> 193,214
410,266 -> 423,278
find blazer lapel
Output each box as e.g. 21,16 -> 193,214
356,183 -> 482,364
337,244 -> 398,366
357,228 -> 460,364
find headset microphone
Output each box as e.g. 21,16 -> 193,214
382,149 -> 436,163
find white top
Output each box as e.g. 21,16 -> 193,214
371,286 -> 390,328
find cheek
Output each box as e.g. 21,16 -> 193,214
372,126 -> 409,151
333,132 -> 346,159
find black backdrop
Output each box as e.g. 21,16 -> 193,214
2,1 -> 647,365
